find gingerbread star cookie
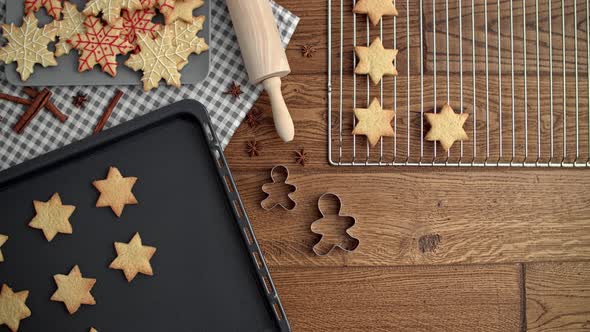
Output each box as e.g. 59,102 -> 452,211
29,193 -> 76,242
0,284 -> 31,332
125,31 -> 192,91
0,235 -> 6,263
93,167 -> 138,217
49,1 -> 86,57
164,0 -> 204,24
0,14 -> 57,81
353,0 -> 398,26
68,17 -> 135,77
425,104 -> 469,151
83,0 -> 143,25
51,265 -> 96,314
163,16 -> 209,56
352,98 -> 395,146
25,0 -> 63,19
355,37 -> 398,85
110,233 -> 157,282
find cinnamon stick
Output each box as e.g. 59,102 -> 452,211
0,92 -> 32,105
22,87 -> 67,123
94,89 -> 124,134
13,88 -> 52,134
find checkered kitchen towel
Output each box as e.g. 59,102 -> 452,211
0,1 -> 299,171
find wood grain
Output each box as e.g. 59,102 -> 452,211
224,0 -> 590,330
234,170 -> 590,267
423,0 -> 590,75
225,73 -> 589,170
270,265 -> 522,331
526,262 -> 590,331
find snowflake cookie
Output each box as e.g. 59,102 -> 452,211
0,14 -> 57,81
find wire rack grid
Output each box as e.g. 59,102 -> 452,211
327,0 -> 590,167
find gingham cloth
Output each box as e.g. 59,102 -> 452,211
0,1 -> 299,171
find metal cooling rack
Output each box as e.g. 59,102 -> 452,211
328,0 -> 590,167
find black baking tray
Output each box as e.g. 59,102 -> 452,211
0,100 -> 290,332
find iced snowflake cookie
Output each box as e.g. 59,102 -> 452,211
125,30 -> 193,91
83,0 -> 143,25
121,8 -> 162,51
163,16 -> 209,56
49,1 -> 86,57
68,17 -> 135,77
25,0 -> 63,20
164,0 -> 204,24
0,14 -> 57,81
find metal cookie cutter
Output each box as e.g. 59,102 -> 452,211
261,165 -> 297,211
310,193 -> 359,256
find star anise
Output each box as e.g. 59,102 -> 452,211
294,148 -> 308,166
246,108 -> 262,129
246,139 -> 261,157
72,92 -> 88,109
301,44 -> 317,58
224,82 -> 243,99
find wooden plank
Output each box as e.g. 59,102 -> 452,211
526,261 -> 590,331
224,73 -> 590,170
422,0 -> 589,75
271,265 -> 522,331
280,0 -> 328,75
279,0 -> 425,75
281,0 -> 590,76
234,170 -> 590,267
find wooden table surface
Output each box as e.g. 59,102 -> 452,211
224,1 -> 590,331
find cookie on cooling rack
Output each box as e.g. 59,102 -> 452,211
425,104 -> 469,151
354,37 -> 398,85
353,0 -> 398,26
352,98 -> 395,147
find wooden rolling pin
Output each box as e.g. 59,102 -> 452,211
226,0 -> 294,142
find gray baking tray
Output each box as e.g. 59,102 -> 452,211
0,100 -> 290,332
4,0 -> 210,87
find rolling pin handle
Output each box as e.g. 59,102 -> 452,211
263,77 -> 294,142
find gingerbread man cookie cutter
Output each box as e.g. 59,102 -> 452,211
310,193 -> 359,256
261,165 -> 297,211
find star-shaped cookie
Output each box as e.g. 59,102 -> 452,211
51,265 -> 96,314
0,235 -> 6,262
352,98 -> 395,146
425,104 -> 469,151
0,284 -> 31,332
0,14 -> 57,81
355,37 -> 398,85
49,1 -> 86,57
29,193 -> 76,242
164,0 -> 204,24
353,0 -> 398,26
110,233 -> 157,282
93,167 -> 138,217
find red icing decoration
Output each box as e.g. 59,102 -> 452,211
67,17 -> 135,77
24,0 -> 63,19
121,9 -> 161,52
